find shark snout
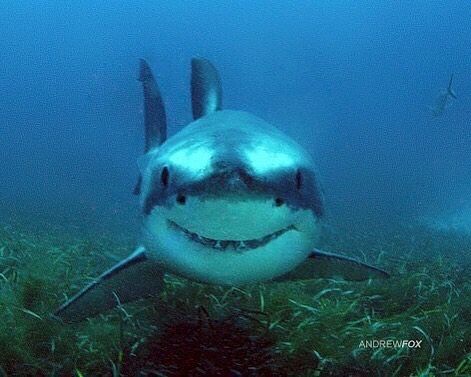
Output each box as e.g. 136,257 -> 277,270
209,163 -> 255,191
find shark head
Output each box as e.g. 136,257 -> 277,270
139,110 -> 323,285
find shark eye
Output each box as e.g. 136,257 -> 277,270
161,166 -> 169,187
295,169 -> 303,190
176,194 -> 186,205
275,198 -> 284,207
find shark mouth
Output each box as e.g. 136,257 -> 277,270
168,220 -> 295,252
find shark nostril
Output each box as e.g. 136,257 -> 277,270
275,197 -> 284,207
176,194 -> 186,205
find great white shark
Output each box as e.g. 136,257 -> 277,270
55,58 -> 389,323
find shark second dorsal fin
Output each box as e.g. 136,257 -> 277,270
134,59 -> 168,195
191,57 -> 222,120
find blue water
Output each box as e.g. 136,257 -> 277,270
1,1 -> 470,234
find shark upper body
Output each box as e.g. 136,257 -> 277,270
55,58 -> 389,323
430,74 -> 457,117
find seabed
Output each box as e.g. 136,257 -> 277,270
0,221 -> 469,376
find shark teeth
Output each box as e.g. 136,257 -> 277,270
168,220 -> 294,252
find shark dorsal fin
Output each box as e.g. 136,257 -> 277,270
139,59 -> 167,151
191,57 -> 222,120
134,59 -> 168,195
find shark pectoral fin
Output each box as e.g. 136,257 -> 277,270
191,57 -> 222,120
277,249 -> 389,282
54,247 -> 164,323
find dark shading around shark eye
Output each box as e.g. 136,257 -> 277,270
176,194 -> 186,205
295,169 -> 303,190
275,197 -> 284,207
161,166 -> 169,187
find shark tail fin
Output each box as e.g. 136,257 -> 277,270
447,74 -> 457,99
53,247 -> 164,323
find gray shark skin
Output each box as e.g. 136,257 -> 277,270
54,58 -> 389,323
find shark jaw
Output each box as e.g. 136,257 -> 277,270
168,219 -> 296,252
142,197 -> 319,285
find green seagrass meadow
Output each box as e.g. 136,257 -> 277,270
0,221 -> 469,376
